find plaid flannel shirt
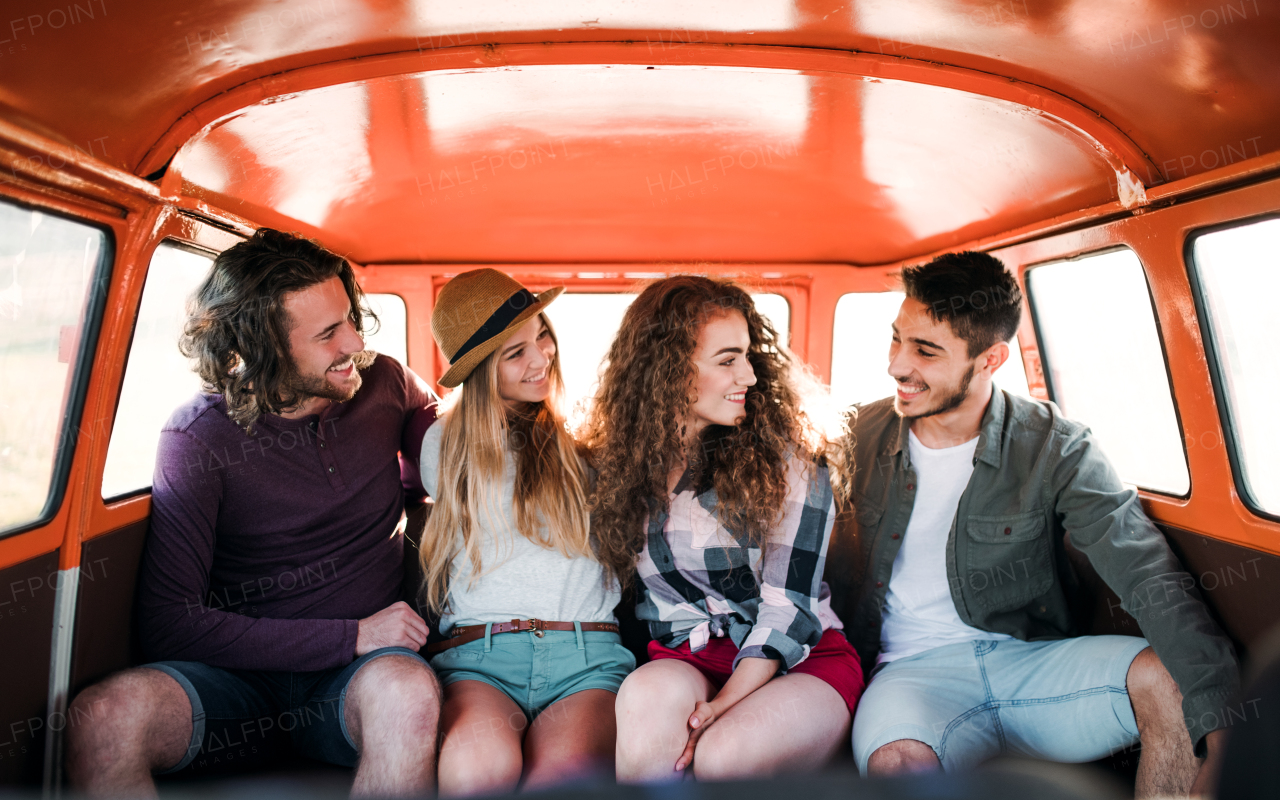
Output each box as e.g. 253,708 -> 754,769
635,455 -> 842,671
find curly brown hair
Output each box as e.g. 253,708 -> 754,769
179,228 -> 376,433
579,275 -> 848,584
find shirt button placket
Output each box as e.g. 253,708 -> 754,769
316,419 -> 341,487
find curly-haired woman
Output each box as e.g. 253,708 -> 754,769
418,269 -> 634,795
579,275 -> 864,782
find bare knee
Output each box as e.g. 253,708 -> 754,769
616,663 -> 697,721
867,739 -> 940,776
66,669 -> 191,781
347,656 -> 441,749
616,663 -> 702,761
68,668 -> 188,748
440,735 -> 522,796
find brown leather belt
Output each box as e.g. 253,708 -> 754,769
426,618 -> 620,654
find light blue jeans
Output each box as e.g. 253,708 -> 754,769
852,636 -> 1151,773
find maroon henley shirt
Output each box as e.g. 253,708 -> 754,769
137,354 -> 435,672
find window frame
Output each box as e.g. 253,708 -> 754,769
1023,245 -> 1192,499
1184,212 -> 1280,523
101,237 -> 220,503
0,198 -> 115,540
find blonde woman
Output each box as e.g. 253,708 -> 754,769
418,269 -> 633,796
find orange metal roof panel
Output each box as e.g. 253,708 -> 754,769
1,0 -> 1277,182
1,1 -> 1278,265
173,65 -> 1118,264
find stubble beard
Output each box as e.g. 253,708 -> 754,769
286,356 -> 365,406
896,363 -> 976,421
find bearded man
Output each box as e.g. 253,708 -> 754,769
835,251 -> 1239,798
66,229 -> 439,797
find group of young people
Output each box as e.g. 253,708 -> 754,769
64,229 -> 1240,799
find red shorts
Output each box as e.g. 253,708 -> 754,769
646,628 -> 865,716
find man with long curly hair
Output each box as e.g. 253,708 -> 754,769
65,229 -> 441,797
836,251 -> 1238,797
580,275 -> 864,782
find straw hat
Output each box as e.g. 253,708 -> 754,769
432,269 -> 564,387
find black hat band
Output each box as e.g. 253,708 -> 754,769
449,288 -> 539,364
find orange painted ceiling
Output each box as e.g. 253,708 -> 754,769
2,0 -> 1278,265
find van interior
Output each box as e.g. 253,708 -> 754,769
1,1 -> 1278,795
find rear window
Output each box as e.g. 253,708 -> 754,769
1188,217 -> 1280,517
1026,248 -> 1189,495
0,201 -> 110,534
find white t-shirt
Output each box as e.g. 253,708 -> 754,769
420,421 -> 620,634
878,429 -> 1013,664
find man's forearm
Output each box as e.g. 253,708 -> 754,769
139,607 -> 359,672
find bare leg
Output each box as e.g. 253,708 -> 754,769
1190,729 -> 1226,796
344,654 -> 441,798
522,689 -> 617,790
1128,647 -> 1200,798
692,673 -> 850,781
65,668 -> 193,798
615,660 -> 715,783
866,739 -> 941,776
436,680 -> 526,797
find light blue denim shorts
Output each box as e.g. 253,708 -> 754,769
852,635 -> 1151,774
429,626 -> 635,721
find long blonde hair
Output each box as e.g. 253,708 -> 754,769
419,314 -> 593,614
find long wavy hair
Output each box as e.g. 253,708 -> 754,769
419,313 -> 596,615
179,228 -> 376,433
580,276 -> 850,583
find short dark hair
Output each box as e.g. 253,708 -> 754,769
179,228 -> 376,432
900,251 -> 1022,358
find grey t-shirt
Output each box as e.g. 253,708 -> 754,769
420,420 -> 620,634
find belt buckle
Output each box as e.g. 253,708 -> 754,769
526,618 -> 545,638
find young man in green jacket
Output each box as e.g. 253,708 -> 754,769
833,251 -> 1238,797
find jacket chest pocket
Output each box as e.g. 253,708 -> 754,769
855,498 -> 884,529
964,510 -> 1053,613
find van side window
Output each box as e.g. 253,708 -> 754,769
102,243 -> 214,500
1189,218 -> 1280,517
830,291 -> 1030,408
541,291 -> 789,422
0,200 -> 110,535
363,293 -> 408,365
1026,248 -> 1190,495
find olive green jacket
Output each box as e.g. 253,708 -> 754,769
829,388 -> 1239,753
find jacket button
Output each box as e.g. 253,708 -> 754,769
1004,527 -> 1012,535
891,533 -> 900,540
328,467 -> 335,473
876,581 -> 884,588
